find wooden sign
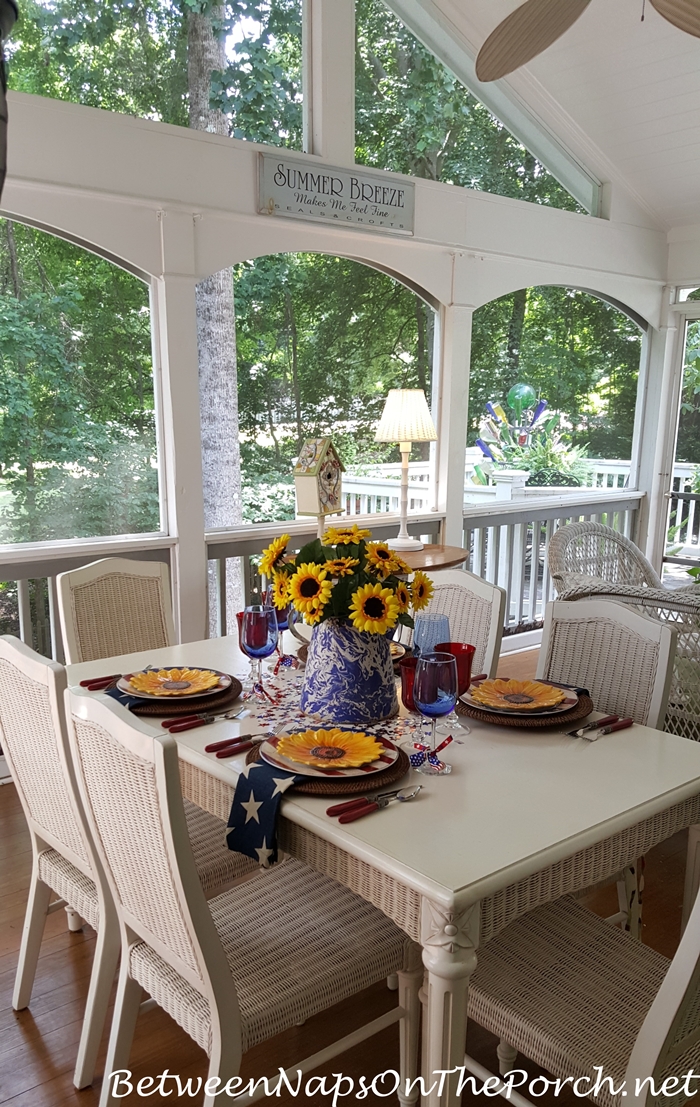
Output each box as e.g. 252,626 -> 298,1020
259,153 -> 415,236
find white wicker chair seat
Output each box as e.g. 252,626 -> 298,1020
183,800 -> 259,896
37,850 -> 100,930
468,895 -> 700,1106
129,858 -> 414,1055
56,557 -> 176,664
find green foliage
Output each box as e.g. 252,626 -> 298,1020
355,0 -> 582,211
677,322 -> 700,464
0,219 -> 159,542
470,287 -> 642,460
234,252 -> 435,484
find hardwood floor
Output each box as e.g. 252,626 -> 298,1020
0,651 -> 689,1105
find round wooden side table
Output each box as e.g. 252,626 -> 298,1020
400,544 -> 468,572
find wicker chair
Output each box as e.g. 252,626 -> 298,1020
535,599 -> 677,942
397,568 -> 506,678
548,521 -> 665,593
537,599 -> 677,730
466,891 -> 700,1098
65,690 -> 422,1107
553,580 -> 700,745
0,636 -> 257,1089
56,557 -> 176,664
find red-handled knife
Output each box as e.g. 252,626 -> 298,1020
338,801 -> 379,823
80,674 -> 121,690
215,740 -> 256,759
327,797 -> 373,817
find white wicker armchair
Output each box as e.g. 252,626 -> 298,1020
548,521 -> 665,592
66,690 -> 422,1107
56,557 -> 176,664
0,636 -> 257,1090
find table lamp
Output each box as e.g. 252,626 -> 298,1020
375,389 -> 437,551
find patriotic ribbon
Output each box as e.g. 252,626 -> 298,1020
409,733 -> 453,771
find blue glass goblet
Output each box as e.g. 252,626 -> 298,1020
413,652 -> 457,776
242,605 -> 278,701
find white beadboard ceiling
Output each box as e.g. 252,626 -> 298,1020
402,0 -> 700,229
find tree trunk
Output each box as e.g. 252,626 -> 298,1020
284,288 -> 303,449
506,288 -> 528,382
188,7 -> 244,629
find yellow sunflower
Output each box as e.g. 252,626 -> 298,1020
289,563 -> 333,614
128,668 -> 220,697
349,582 -> 399,634
271,570 -> 291,610
366,542 -> 399,578
392,554 -> 412,575
469,679 -> 565,713
411,570 -> 434,611
304,603 -> 325,626
323,524 -> 371,545
395,582 -> 410,613
260,534 -> 290,577
325,557 -> 359,577
277,728 -> 383,769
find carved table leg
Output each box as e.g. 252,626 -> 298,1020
420,898 -> 479,1107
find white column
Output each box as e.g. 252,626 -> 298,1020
302,0 -> 355,165
433,304 -> 473,547
637,289 -> 683,571
152,211 -> 208,642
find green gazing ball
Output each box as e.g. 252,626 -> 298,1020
507,383 -> 537,411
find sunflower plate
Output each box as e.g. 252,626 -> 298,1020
260,734 -> 399,778
276,728 -> 384,769
118,668 -> 232,699
466,678 -> 567,713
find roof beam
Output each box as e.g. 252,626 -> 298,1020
382,0 -> 602,215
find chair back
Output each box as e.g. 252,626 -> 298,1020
57,557 -> 176,664
0,636 -> 91,875
537,599 -> 677,728
548,521 -> 662,593
626,884 -> 700,1102
65,689 -> 239,1029
424,568 -> 506,678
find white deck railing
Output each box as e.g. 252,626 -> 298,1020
0,487 -> 646,659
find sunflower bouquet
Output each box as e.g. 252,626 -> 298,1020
259,525 -> 433,635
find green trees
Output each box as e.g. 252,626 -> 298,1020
471,288 -> 642,460
0,220 -> 158,541
0,0 -> 646,540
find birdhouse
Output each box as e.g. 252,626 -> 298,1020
294,438 -> 345,517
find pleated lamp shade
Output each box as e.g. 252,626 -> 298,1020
375,390 -> 437,444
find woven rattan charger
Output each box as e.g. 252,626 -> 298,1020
245,740 -> 411,796
456,693 -> 594,729
128,677 -> 243,718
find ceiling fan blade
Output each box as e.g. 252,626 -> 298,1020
649,0 -> 700,38
475,0 -> 593,82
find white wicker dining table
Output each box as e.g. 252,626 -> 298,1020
68,637 -> 700,1107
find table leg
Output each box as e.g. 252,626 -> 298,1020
682,823 -> 700,932
420,899 -> 479,1107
